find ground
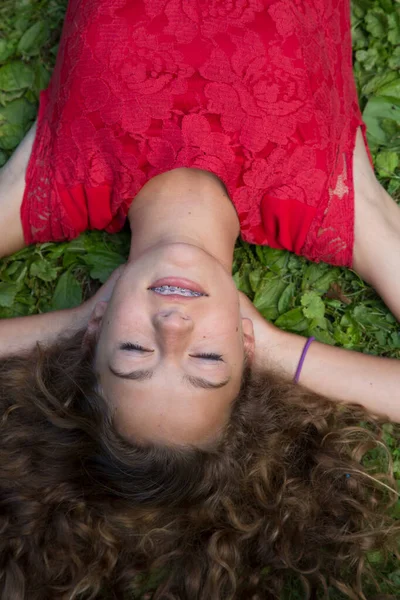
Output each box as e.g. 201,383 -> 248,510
0,0 -> 399,597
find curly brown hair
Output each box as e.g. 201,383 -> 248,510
0,330 -> 399,600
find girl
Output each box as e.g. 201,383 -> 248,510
0,1 -> 399,598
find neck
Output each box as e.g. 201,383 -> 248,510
127,168 -> 240,272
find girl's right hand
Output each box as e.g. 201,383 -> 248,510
80,264 -> 126,323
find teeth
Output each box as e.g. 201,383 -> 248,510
150,285 -> 204,297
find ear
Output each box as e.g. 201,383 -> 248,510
81,301 -> 108,350
241,317 -> 255,364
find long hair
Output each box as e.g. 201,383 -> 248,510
0,330 -> 399,600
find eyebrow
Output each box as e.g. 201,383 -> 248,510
108,366 -> 231,389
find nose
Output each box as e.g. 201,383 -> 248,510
153,310 -> 194,344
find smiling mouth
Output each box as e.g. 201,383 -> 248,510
149,285 -> 207,297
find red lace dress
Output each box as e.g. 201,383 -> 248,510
21,0 -> 373,267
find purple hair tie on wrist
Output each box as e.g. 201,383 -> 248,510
293,337 -> 315,383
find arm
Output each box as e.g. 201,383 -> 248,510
0,121 -> 37,259
239,292 -> 400,423
260,326 -> 400,423
0,305 -> 90,358
242,129 -> 400,422
352,126 -> 400,323
0,266 -> 124,358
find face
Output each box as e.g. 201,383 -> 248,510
91,243 -> 254,448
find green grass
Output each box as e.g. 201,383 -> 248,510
0,0 -> 399,598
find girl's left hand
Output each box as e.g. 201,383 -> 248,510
238,290 -> 286,371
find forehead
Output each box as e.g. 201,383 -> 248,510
102,371 -> 241,446
104,369 -> 241,412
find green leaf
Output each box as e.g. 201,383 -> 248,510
15,265 -> 28,286
0,40 -> 14,63
275,307 -> 309,333
233,268 -> 252,297
388,47 -> 400,70
364,9 -> 387,39
30,260 -> 60,282
0,123 -> 25,150
389,568 -> 400,588
0,98 -> 36,149
255,246 -> 288,272
3,261 -> 22,278
355,47 -> 379,71
362,72 -> 398,97
351,25 -> 368,51
309,327 -> 336,346
380,117 -> 400,146
0,90 -> 25,106
313,270 -> 340,294
375,150 -> 399,177
14,5 -> 34,34
249,267 -> 263,294
300,292 -> 325,321
352,305 -> 393,332
388,178 -> 400,196
375,77 -> 400,100
287,254 -> 303,274
253,276 -> 286,321
82,250 -> 125,283
388,11 -> 400,45
363,96 -> 400,145
0,97 -> 36,125
374,329 -> 387,346
33,63 -> 51,95
17,21 -> 49,56
51,271 -> 82,311
301,262 -> 329,291
0,61 -> 34,91
351,0 -> 369,22
389,331 -> 400,349
277,282 -> 295,315
62,237 -> 87,268
0,282 -> 18,307
337,314 -> 363,348
43,243 -> 68,261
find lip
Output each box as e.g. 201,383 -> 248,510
149,277 -> 208,295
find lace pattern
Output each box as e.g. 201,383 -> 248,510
21,0 -> 371,267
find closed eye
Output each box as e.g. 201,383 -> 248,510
120,344 -> 222,361
190,353 -> 224,361
120,342 -> 154,353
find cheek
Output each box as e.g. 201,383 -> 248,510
108,298 -> 148,332
200,316 -> 243,356
208,306 -> 241,334
109,283 -> 145,312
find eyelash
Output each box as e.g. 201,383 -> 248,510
121,344 -> 223,362
192,353 -> 224,362
121,343 -> 152,352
